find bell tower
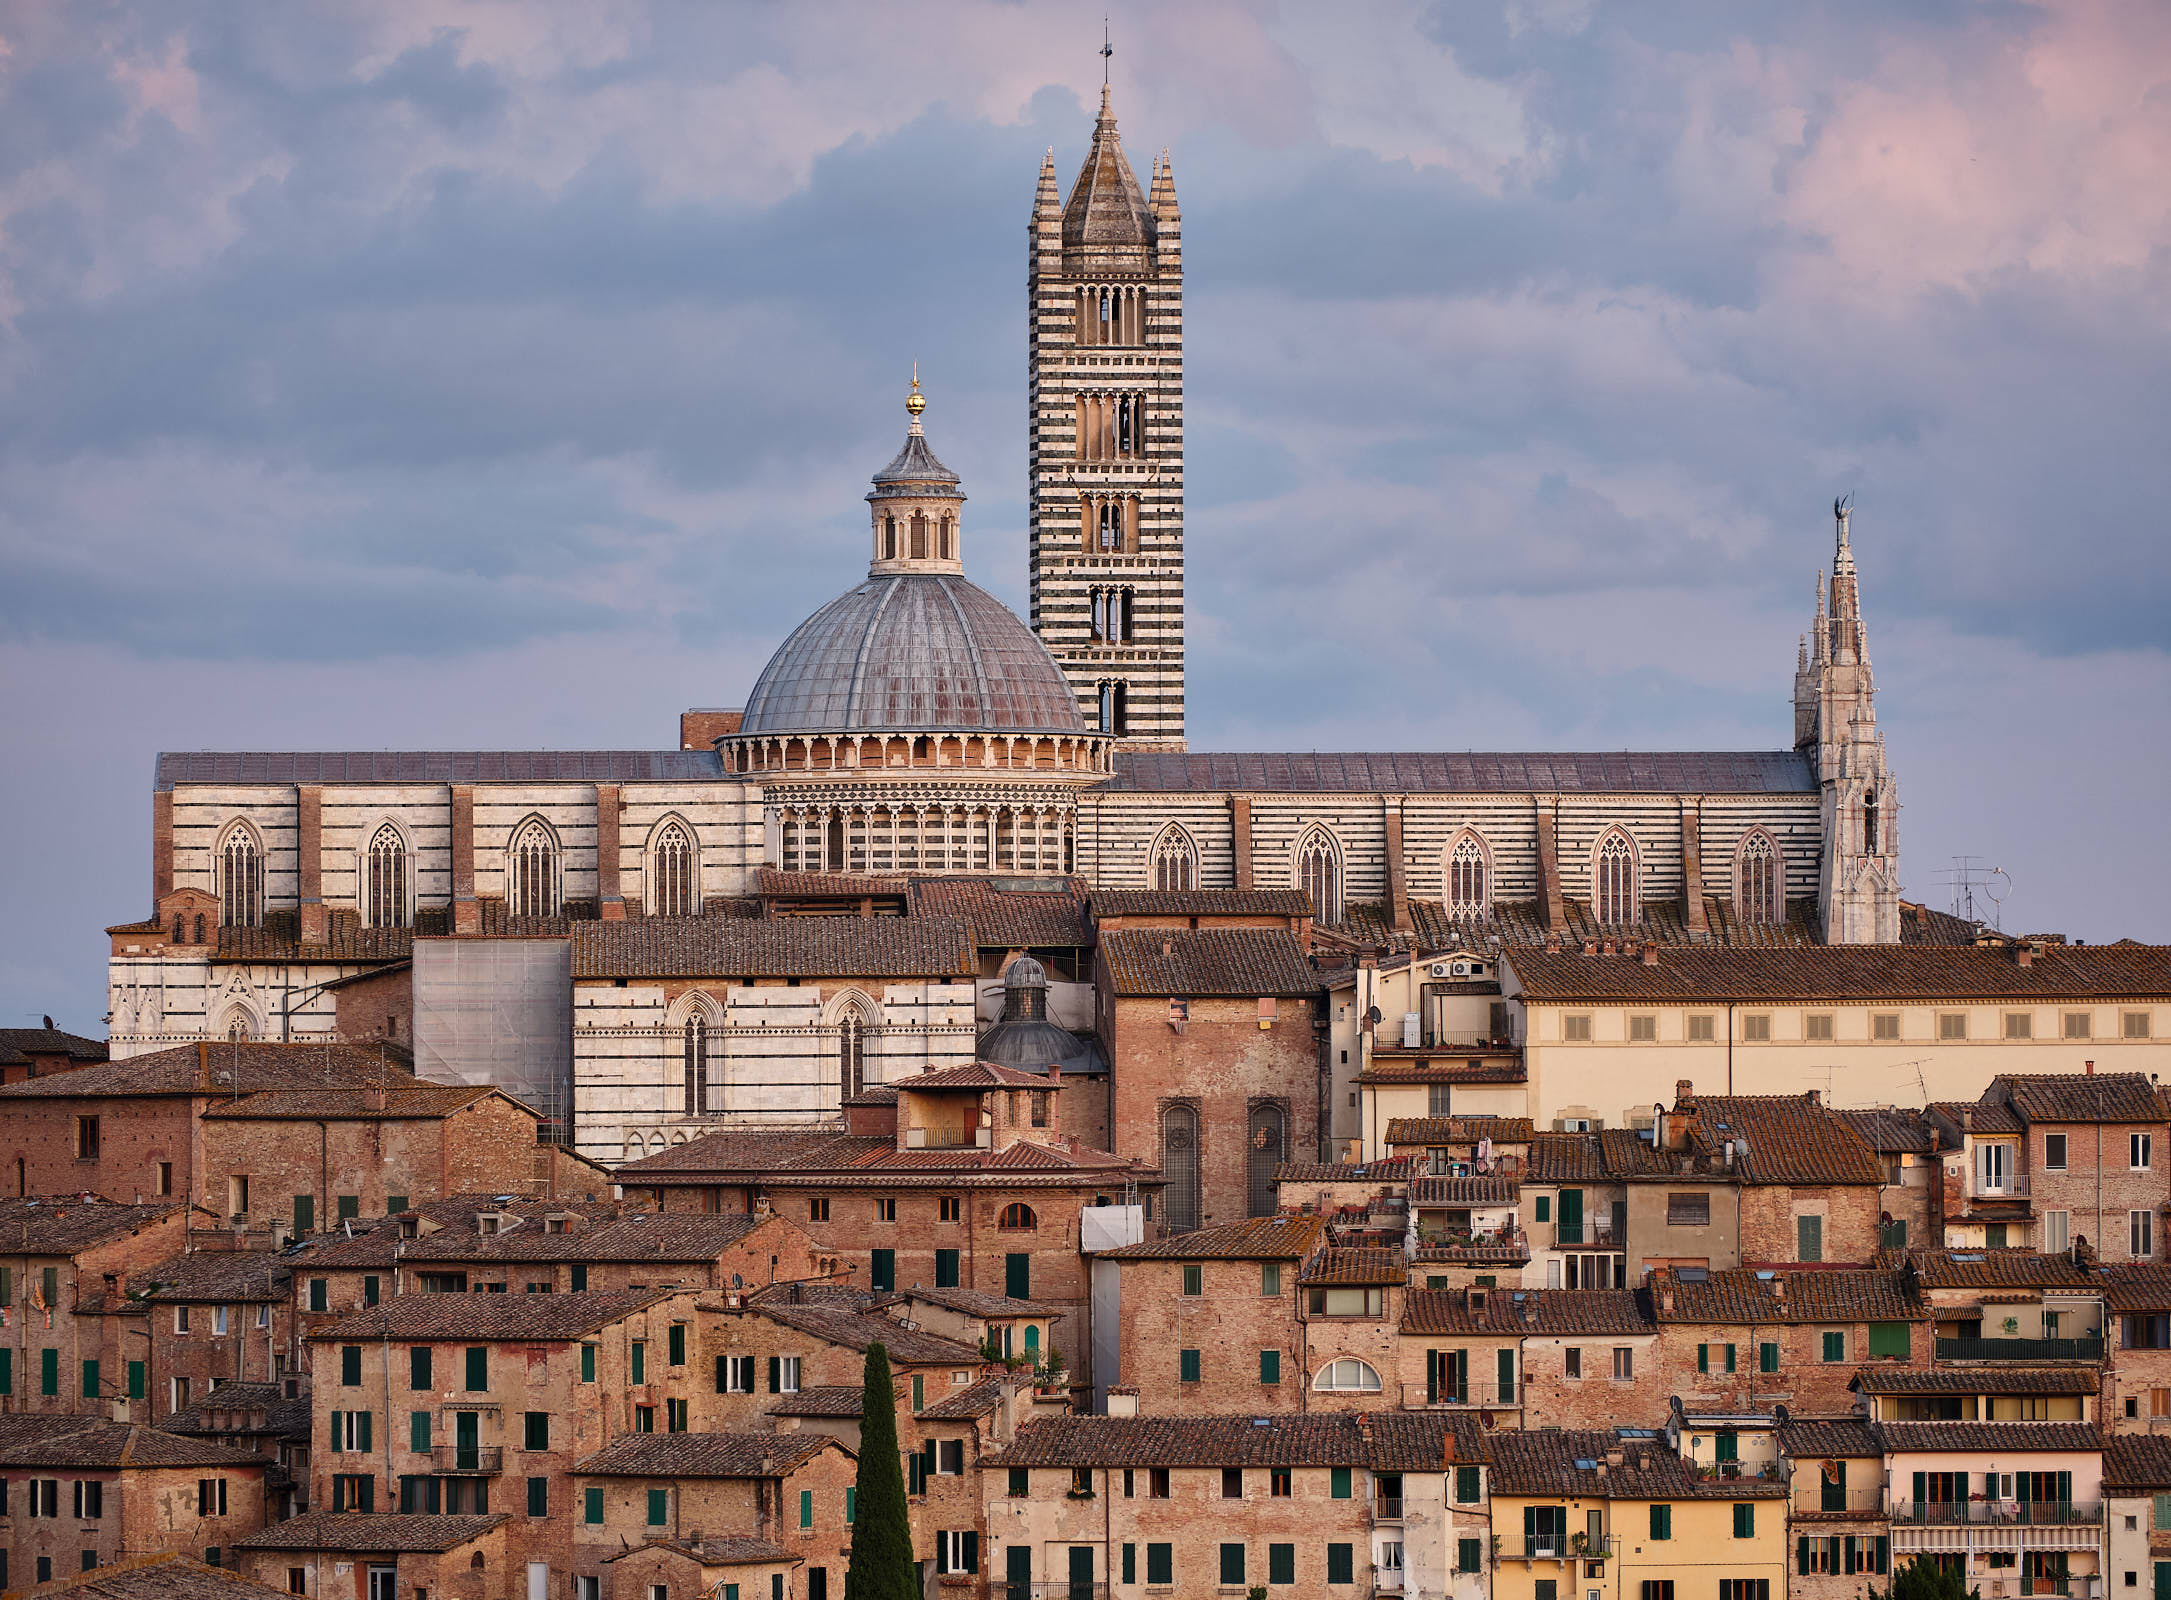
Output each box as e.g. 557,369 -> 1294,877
1027,84 -> 1186,749
1798,497 -> 1901,943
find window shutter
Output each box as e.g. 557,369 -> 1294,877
716,1356 -> 727,1393
1725,1344 -> 1737,1372
1844,1537 -> 1858,1575
1425,1349 -> 1439,1405
1525,1506 -> 1537,1545
1798,1537 -> 1811,1575
963,1534 -> 978,1575
1876,1537 -> 1890,1574
1760,1341 -> 1779,1373
767,1357 -> 780,1394
358,1411 -> 371,1452
936,1539 -> 949,1576
1698,1344 -> 1708,1373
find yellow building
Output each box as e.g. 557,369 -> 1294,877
1489,1428 -> 1789,1600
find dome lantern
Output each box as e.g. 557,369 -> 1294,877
868,374 -> 965,577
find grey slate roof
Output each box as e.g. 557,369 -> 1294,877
157,752 -> 719,789
1105,751 -> 1814,795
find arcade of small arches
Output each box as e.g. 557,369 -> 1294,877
1075,392 -> 1148,461
874,507 -> 956,563
1078,492 -> 1139,554
1073,283 -> 1147,346
722,732 -> 1112,777
779,802 -> 1075,876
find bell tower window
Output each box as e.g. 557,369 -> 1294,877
1863,789 -> 1879,855
883,516 -> 897,560
910,512 -> 928,559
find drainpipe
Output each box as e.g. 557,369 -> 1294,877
1726,1003 -> 1736,1097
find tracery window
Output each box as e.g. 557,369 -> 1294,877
1863,789 -> 1880,856
1295,828 -> 1343,924
365,824 -> 409,929
1593,829 -> 1638,925
1161,1104 -> 1201,1234
1152,826 -> 1199,892
1099,501 -> 1120,551
217,824 -> 263,929
1446,832 -> 1489,919
682,1014 -> 708,1117
508,819 -> 559,919
223,1010 -> 252,1042
651,820 -> 697,917
838,1011 -> 866,1102
1734,830 -> 1781,925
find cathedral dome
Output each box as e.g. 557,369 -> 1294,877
737,571 -> 1086,737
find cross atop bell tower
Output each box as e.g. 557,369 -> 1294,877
1027,70 -> 1186,749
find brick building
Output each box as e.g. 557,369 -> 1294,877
0,1414 -> 267,1584
2102,1264 -> 2171,1431
26,1552 -> 296,1600
305,1289 -> 708,1583
1674,1092 -> 1887,1267
1650,1268 -> 1930,1416
0,1044 -> 422,1210
231,1513 -> 508,1600
980,1413 -> 1394,1599
0,1200 -> 197,1421
0,1028 -> 108,1088
199,1085 -> 601,1235
1894,1247 -> 2109,1366
1773,1413 -> 1890,1600
571,1434 -> 855,1600
1400,1285 -> 1663,1429
1837,1106 -> 1941,1252
601,1536 -> 798,1600
1090,1215 -> 1323,1414
1929,1073 -> 2171,1261
134,1251 -> 295,1423
162,1382 -> 312,1519
614,1070 -> 1154,1378
1095,924 -> 1323,1230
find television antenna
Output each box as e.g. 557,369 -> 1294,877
1935,856 -> 2010,930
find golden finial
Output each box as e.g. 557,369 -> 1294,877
905,362 -> 925,421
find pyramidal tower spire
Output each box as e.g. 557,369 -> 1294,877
1025,68 -> 1186,748
1797,494 -> 1899,943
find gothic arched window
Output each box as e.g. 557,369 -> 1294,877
651,819 -> 697,918
1734,830 -> 1782,925
682,1014 -> 708,1117
1247,1103 -> 1285,1218
838,1011 -> 867,1102
910,512 -> 928,560
1152,826 -> 1199,892
222,1009 -> 252,1042
1295,828 -> 1343,924
217,823 -> 263,929
1446,831 -> 1490,919
193,914 -> 206,944
365,823 -> 409,930
508,818 -> 559,919
1863,789 -> 1880,856
1161,1104 -> 1201,1234
1593,829 -> 1638,925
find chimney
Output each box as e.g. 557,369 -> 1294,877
2016,945 -> 2033,969
1641,943 -> 1659,967
1769,1276 -> 1786,1302
2085,1060 -> 2095,1076
1161,939 -> 1172,957
1545,932 -> 1562,954
1105,1386 -> 1140,1418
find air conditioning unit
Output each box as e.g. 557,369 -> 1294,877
1452,960 -> 1475,977
1430,963 -> 1452,979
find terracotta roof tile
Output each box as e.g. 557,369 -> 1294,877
1508,946 -> 2171,1003
234,1513 -> 508,1552
24,1556 -> 291,1600
900,1063 -> 1063,1092
0,1028 -> 107,1066
1488,1429 -> 1786,1499
1776,1417 -> 1883,1459
1298,1247 -> 1407,1287
1836,1108 -> 1939,1154
573,917 -> 975,980
615,1127 -> 1145,1184
313,1289 -> 676,1342
765,1386 -> 864,1418
1652,1269 -> 1924,1325
1358,1059 -> 1526,1086
1384,1117 -> 1534,1147
1409,1174 -> 1519,1206
0,1199 -> 188,1256
162,1383 -> 311,1443
1099,1215 -> 1327,1262
1891,1249 -> 2101,1289
911,878 -> 1091,948
1853,1368 -> 2097,1395
1401,1287 -> 1655,1337
753,1301 -> 984,1366
897,1285 -> 1059,1319
602,1537 -> 793,1567
1275,1159 -> 1415,1184
2101,1265 -> 2171,1312
1995,1074 -> 2167,1125
1928,1100 -> 2025,1135
919,1377 -> 1008,1420
1099,928 -> 1319,998
575,1432 -> 838,1477
754,869 -> 909,899
985,1414 -> 1370,1469
1362,1411 -> 1488,1472
0,1420 -> 267,1469
200,1085 -> 502,1121
140,1251 -> 289,1302
1686,1096 -> 1883,1187
2104,1436 -> 2171,1493
1089,889 -> 1314,920
1877,1421 -> 2101,1453
0,1043 -> 419,1101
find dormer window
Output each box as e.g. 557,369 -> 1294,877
545,1216 -> 570,1235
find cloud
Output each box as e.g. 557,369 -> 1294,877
0,0 -> 2165,1033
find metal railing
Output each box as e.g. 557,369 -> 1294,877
1891,1501 -> 2101,1527
1505,1536 -> 1615,1562
1552,1224 -> 1620,1250
1403,1380 -> 1519,1408
1934,1335 -> 2104,1361
1971,1173 -> 2031,1198
1375,1496 -> 1404,1521
428,1445 -> 503,1474
1689,1460 -> 1784,1483
997,1585 -> 1109,1600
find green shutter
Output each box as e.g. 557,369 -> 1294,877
410,1412 -> 430,1452
1220,1545 -> 1245,1586
1270,1545 -> 1295,1585
1180,1349 -> 1201,1382
668,1325 -> 685,1366
465,1346 -> 487,1390
1534,1195 -> 1550,1222
584,1487 -> 602,1525
293,1195 -> 314,1233
1331,1466 -> 1351,1500
580,1345 -> 595,1383
1734,1503 -> 1754,1538
1326,1543 -> 1354,1586
1459,1540 -> 1481,1574
1651,1505 -> 1670,1540
631,1342 -> 645,1383
1698,1343 -> 1709,1373
1456,1466 -> 1480,1503
871,1249 -> 895,1293
1798,1537 -> 1812,1575
1147,1545 -> 1173,1585
387,1195 -> 408,1215
337,1195 -> 359,1221
342,1345 -> 362,1385
1120,1547 -> 1135,1586
1725,1343 -> 1737,1372
1005,1253 -> 1030,1299
1558,1188 -> 1583,1244
1799,1214 -> 1823,1262
845,1487 -> 855,1525
40,1348 -> 58,1396
649,1488 -> 669,1526
0,1349 -> 12,1394
411,1347 -> 431,1389
570,1264 -> 586,1292
936,1249 -> 959,1288
81,1360 -> 98,1399
126,1360 -> 144,1400
358,1411 -> 371,1451
799,1488 -> 812,1529
1498,1347 -> 1515,1398
1260,1349 -> 1280,1384
1760,1341 -> 1779,1373
1868,1322 -> 1911,1358
1183,1265 -> 1202,1295
1876,1537 -> 1890,1574
527,1477 -> 547,1517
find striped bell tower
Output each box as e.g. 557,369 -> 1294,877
1027,86 -> 1186,750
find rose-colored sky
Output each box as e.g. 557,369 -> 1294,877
2,0 -> 2167,1031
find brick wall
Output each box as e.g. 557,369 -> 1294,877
1511,1333 -> 1667,1429
1111,1257 -> 1301,1413
1652,1320 -> 1926,1416
1104,992 -> 1319,1230
0,1096 -> 196,1206
0,1462 -> 268,1576
572,1449 -> 855,1597
2028,1122 -> 2171,1263
1738,1184 -> 1881,1266
331,969 -> 412,1050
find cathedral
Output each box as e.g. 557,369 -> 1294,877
102,92 -> 1901,1164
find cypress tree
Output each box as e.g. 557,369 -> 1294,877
846,1341 -> 917,1600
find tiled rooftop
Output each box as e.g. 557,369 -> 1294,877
0,1043 -> 419,1101
1409,1174 -> 1519,1206
1890,1248 -> 2102,1290
1685,1095 -> 1884,1187
200,1085 -> 501,1121
312,1288 -> 676,1342
1994,1073 -> 2167,1125
140,1251 -> 289,1302
233,1513 -> 509,1552
2103,1435 -> 2171,1493
1652,1269 -> 1924,1325
1098,928 -> 1320,998
910,877 -> 1092,949
1876,1421 -> 2101,1453
0,1420 -> 267,1470
1776,1417 -> 1883,1459
753,1300 -> 984,1366
1088,889 -> 1314,920
1401,1287 -> 1655,1337
986,1414 -> 1371,1468
1508,945 -> 2171,1002
574,1432 -> 834,1478
1297,1247 -> 1408,1288
573,916 -> 976,980
1104,751 -> 1814,796
20,1555 -> 290,1600
1853,1367 -> 2097,1395
1097,1215 -> 1327,1262
1383,1116 -> 1535,1147
1488,1429 -> 1787,1500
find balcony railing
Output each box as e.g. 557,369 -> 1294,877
1552,1224 -> 1620,1250
1971,1173 -> 2031,1199
1689,1461 -> 1785,1483
1402,1381 -> 1519,1409
1935,1336 -> 2104,1362
1506,1536 -> 1615,1563
1374,1564 -> 1408,1592
1891,1501 -> 2102,1528
997,1585 -> 1109,1600
1375,1496 -> 1404,1521
429,1445 -> 503,1474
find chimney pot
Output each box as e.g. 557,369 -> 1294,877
2085,1060 -> 2095,1076
1641,943 -> 1659,967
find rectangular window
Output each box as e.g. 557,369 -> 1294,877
935,1249 -> 960,1288
870,1249 -> 894,1293
1822,1330 -> 1846,1362
1562,1015 -> 1592,1041
1629,1014 -> 1656,1042
464,1347 -> 487,1391
75,1116 -> 99,1160
939,1196 -> 961,1222
1259,1349 -> 1280,1384
631,1341 -> 646,1384
569,1265 -> 586,1292
1668,1192 -> 1709,1226
1269,1544 -> 1295,1586
2125,1012 -> 2153,1039
2064,1012 -> 2093,1039
2136,1210 -> 2156,1259
1005,1253 -> 1030,1299
2045,1133 -> 2068,1170
1805,1013 -> 1835,1041
1687,1014 -> 1716,1042
41,1348 -> 58,1396
523,1412 -> 548,1450
1651,1505 -> 1671,1540
1867,1322 -> 1911,1358
1261,1263 -> 1282,1296
409,1412 -> 430,1453
583,1487 -> 603,1525
341,1345 -> 362,1386
2005,1012 -> 2034,1039
1330,1467 -> 1351,1500
526,1477 -> 547,1517
1456,1466 -> 1481,1504
1147,1545 -> 1173,1585
1760,1341 -> 1779,1373
1742,1014 -> 1772,1041
1220,1545 -> 1245,1586
1326,1544 -> 1354,1586
1734,1504 -> 1755,1539
580,1345 -> 596,1384
308,1279 -> 327,1312
1939,1012 -> 1967,1040
1182,1264 -> 1202,1296
1564,1347 -> 1581,1379
650,1488 -> 670,1527
1798,1214 -> 1824,1262
2136,1134 -> 2155,1171
81,1359 -> 98,1399
1458,1540 -> 1483,1575
2046,1210 -> 2071,1253
807,1198 -> 829,1223
126,1361 -> 143,1399
1179,1349 -> 1201,1383
1872,1012 -> 1900,1040
874,1197 -> 896,1222
1613,1347 -> 1633,1380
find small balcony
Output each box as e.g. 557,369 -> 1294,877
1374,1563 -> 1408,1592
1971,1173 -> 2031,1200
429,1445 -> 503,1474
1375,1496 -> 1404,1521
996,1586 -> 1108,1600
1892,1501 -> 2101,1528
1935,1335 -> 2104,1362
1401,1380 -> 1519,1410
1505,1535 -> 1615,1565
